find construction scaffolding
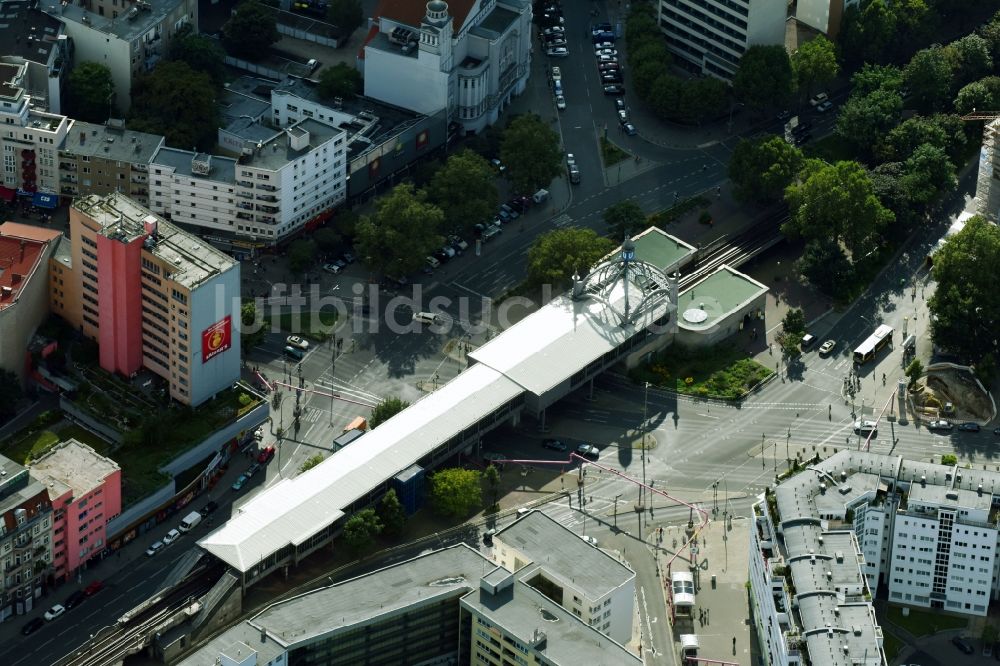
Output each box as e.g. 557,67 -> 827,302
971,116 -> 1000,223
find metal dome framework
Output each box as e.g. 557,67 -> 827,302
573,236 -> 674,327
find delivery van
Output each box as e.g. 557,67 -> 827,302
178,511 -> 202,533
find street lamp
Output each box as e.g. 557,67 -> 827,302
640,381 -> 649,509
613,493 -> 623,529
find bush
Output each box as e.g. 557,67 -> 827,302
941,453 -> 958,465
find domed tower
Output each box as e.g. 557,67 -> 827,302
419,0 -> 453,61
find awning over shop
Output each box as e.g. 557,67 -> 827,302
0,186 -> 15,202
33,192 -> 57,209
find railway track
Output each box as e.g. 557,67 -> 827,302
678,211 -> 788,290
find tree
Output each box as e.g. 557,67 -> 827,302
940,453 -> 958,466
903,46 -> 955,113
850,63 -> 903,98
240,300 -> 266,349
313,227 -> 343,254
0,370 -> 23,424
795,237 -> 855,298
429,468 -> 482,519
835,89 -> 903,161
838,0 -> 897,69
979,15 -> 1000,63
483,464 -> 501,511
327,0 -> 363,34
342,508 -> 383,555
869,161 -> 918,231
428,150 -> 498,233
66,62 -> 114,123
782,308 -> 806,336
169,26 -> 226,87
378,489 -> 406,537
905,358 -> 924,388
901,143 -> 956,207
728,136 -> 803,205
732,45 -> 794,111
299,454 -> 325,473
952,34 -> 993,86
954,76 -> 1000,116
776,308 -> 805,359
354,183 -> 444,278
316,63 -> 362,100
526,228 -> 615,289
881,114 -> 966,164
784,160 -> 894,259
791,35 -> 839,98
222,0 -> 279,59
929,216 -> 1000,362
500,114 -> 562,195
288,239 -> 318,275
129,61 -> 220,151
673,77 -> 728,123
603,200 -> 647,239
369,396 -> 410,429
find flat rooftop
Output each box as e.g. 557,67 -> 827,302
677,265 -> 767,330
0,1 -> 62,63
0,61 -> 23,101
603,227 -> 696,274
73,193 -> 237,289
30,440 -> 119,499
908,482 -> 993,513
62,120 -> 163,164
0,221 -> 60,311
254,544 -> 491,646
152,147 -> 238,184
494,511 -> 634,599
471,4 -> 518,37
462,576 -> 641,664
244,118 -> 342,171
52,0 -> 187,42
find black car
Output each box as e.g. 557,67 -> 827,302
953,636 -> 975,655
959,422 -> 981,432
199,501 -> 218,517
793,132 -> 812,145
603,85 -> 624,96
64,590 -> 87,610
22,617 -> 44,635
602,73 -> 623,83
542,438 -> 567,451
433,249 -> 451,263
508,197 -> 529,214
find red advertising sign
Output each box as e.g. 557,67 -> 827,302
416,129 -> 429,150
202,315 -> 232,363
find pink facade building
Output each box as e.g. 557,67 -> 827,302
30,440 -> 121,581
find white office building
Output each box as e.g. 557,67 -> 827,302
656,0 -> 787,79
148,117 -> 347,247
362,0 -> 532,133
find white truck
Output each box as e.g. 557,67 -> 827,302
178,511 -> 202,533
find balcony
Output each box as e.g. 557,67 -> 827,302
237,212 -> 253,221
236,191 -> 253,199
257,215 -> 276,224
236,180 -> 254,188
257,183 -> 277,192
60,175 -> 77,183
255,204 -> 279,214
255,194 -> 277,202
59,162 -> 76,170
133,163 -> 148,172
237,202 -> 253,211
130,174 -> 147,184
131,187 -> 148,196
60,186 -> 78,195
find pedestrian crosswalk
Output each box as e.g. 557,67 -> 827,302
552,214 -> 572,228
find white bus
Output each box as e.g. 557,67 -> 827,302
853,324 -> 893,364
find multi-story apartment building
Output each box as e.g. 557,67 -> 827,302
29,440 -> 121,583
58,120 -> 164,207
148,117 -> 347,249
492,510 -> 635,644
172,541 -> 640,665
52,193 -> 239,406
795,0 -> 860,39
749,449 -> 886,666
656,0 -> 787,79
0,0 -> 70,114
0,62 -> 71,198
0,454 -> 53,622
363,0 -> 532,133
0,222 -> 62,387
44,0 -> 197,114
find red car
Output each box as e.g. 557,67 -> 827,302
83,580 -> 104,596
258,446 -> 276,464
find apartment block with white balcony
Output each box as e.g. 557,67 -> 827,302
149,117 -> 347,248
656,0 -> 787,80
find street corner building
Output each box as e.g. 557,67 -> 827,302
50,192 -> 240,406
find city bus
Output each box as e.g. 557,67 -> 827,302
853,324 -> 894,364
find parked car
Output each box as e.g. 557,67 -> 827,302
490,158 -> 505,173
776,110 -> 791,121
596,49 -> 618,57
623,122 -> 637,136
581,535 -> 598,547
426,255 -> 441,269
598,62 -> 619,71
603,85 -> 624,96
83,580 -> 104,596
322,263 -> 342,274
500,204 -> 519,219
482,226 -> 502,241
162,528 -> 181,545
602,73 -> 623,83
21,617 -> 44,635
64,590 -> 87,610
618,109 -> 628,123
993,426 -> 1000,436
952,636 -> 975,655
543,26 -> 564,35
341,251 -> 355,264
615,99 -> 626,110
555,94 -> 566,110
145,541 -> 164,557
818,340 -> 836,355
547,47 -> 569,57
449,235 -> 469,251
809,92 -> 829,107
246,462 -> 261,478
546,37 -> 567,47
928,419 -> 953,431
509,196 -> 531,213
286,335 -> 309,350
542,438 -> 567,451
199,501 -> 218,518
258,445 -> 276,463
231,474 -> 249,492
816,100 -> 834,113
958,422 -> 981,432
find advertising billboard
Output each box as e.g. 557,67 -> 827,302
202,315 -> 232,363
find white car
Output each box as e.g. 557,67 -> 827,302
163,528 -> 181,545
618,109 -> 628,123
285,335 -> 309,350
322,263 -> 342,274
555,94 -> 566,110
928,419 -> 953,431
413,311 -> 441,325
547,47 -> 569,57
581,535 -> 598,547
596,49 -> 618,57
853,420 -> 878,434
543,26 -> 564,35
44,605 -> 66,621
566,153 -> 575,167
818,339 -> 836,355
145,540 -> 164,557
